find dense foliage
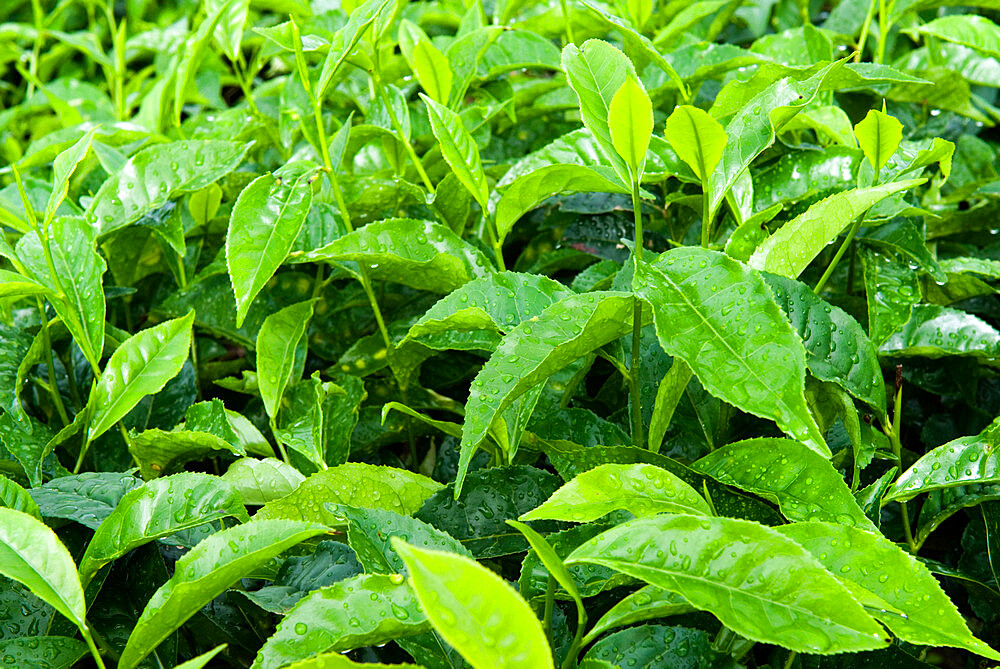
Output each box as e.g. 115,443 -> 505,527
1,0 -> 999,666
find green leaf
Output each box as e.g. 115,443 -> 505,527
885,418 -> 1000,503
565,515 -> 890,653
415,465 -> 563,558
521,463 -> 711,522
86,312 -> 194,443
421,96 -> 488,210
694,438 -> 875,530
584,587 -> 694,644
507,519 -> 583,609
78,472 -> 249,585
304,219 -> 493,293
174,644 -> 228,669
860,246 -> 921,346
316,0 -> 393,96
664,105 -> 727,184
256,463 -> 443,523
779,522 -> 1000,660
494,165 -> 629,242
257,300 -> 315,421
285,655 -> 423,669
128,428 -> 245,479
0,477 -> 40,518
853,109 -> 904,175
911,15 -> 1000,60
119,519 -> 328,669
0,268 -> 49,300
29,472 -> 144,530
634,248 -> 827,455
763,274 -> 886,416
879,305 -> 1000,358
413,40 -> 452,105
561,39 -> 636,185
87,140 -> 250,237
274,374 -> 346,469
608,77 -> 653,181
221,457 -> 305,506
227,170 -> 315,327
394,539 -> 555,669
16,216 -> 106,368
0,636 -> 88,669
709,60 -> 845,214
331,504 -> 471,574
0,414 -> 53,488
402,271 -> 574,348
44,127 -> 98,226
584,624 -> 721,668
457,292 -> 636,495
251,574 -> 427,669
0,508 -> 85,631
747,180 -> 924,279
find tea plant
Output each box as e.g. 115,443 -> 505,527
0,0 -> 999,667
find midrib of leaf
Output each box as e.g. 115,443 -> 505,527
577,557 -> 881,641
96,335 -> 177,432
640,261 -> 817,447
242,175 -> 308,297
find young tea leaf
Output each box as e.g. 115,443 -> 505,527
608,77 -> 653,181
853,108 -> 904,176
664,105 -> 727,183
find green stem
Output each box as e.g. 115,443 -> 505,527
484,211 -> 506,272
856,0 -> 877,61
700,188 -> 712,248
74,435 -> 92,474
35,300 -> 70,426
27,0 -> 44,98
561,598 -> 588,669
81,629 -> 107,669
269,418 -> 291,464
559,0 -> 576,45
629,181 -> 644,450
542,576 -> 556,642
784,650 -> 798,669
814,215 -> 863,294
373,78 -> 436,193
876,0 -> 888,64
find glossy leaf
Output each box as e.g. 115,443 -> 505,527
457,292 -> 636,495
0,508 -> 85,631
879,305 -> 1000,358
911,15 -> 1000,60
415,465 -> 563,558
87,312 -> 195,442
584,624 -> 720,668
16,216 -> 106,368
394,539 -> 554,669
584,587 -> 693,643
257,300 -> 314,421
29,472 -> 144,530
402,271 -> 573,348
422,95 -> 488,209
747,180 -> 924,279
860,245 -> 921,346
763,274 -> 886,416
304,219 -> 493,293
885,418 -> 1000,503
565,515 -> 890,653
709,60 -> 844,215
88,140 -> 250,237
0,478 -> 39,518
853,109 -> 904,175
221,457 -> 305,505
0,636 -> 88,669
413,40 -> 452,104
494,165 -> 628,241
608,77 -> 653,181
694,438 -> 875,530
332,503 -> 471,574
664,105 -> 727,183
521,463 -> 711,523
779,522 -> 1000,660
44,127 -> 98,226
285,655 -> 423,669
128,428 -> 244,479
174,644 -> 228,669
228,170 -> 314,327
634,248 -> 827,455
561,40 -> 636,184
507,519 -> 583,609
251,574 -> 427,669
256,463 -> 443,523
119,519 -> 328,669
78,472 -> 249,585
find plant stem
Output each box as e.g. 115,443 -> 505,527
876,0 -> 888,64
542,576 -> 556,642
35,300 -> 70,426
700,188 -> 712,248
857,0 -> 877,61
82,629 -> 107,669
814,215 -> 863,294
561,598 -> 588,669
484,210 -> 506,272
784,650 -> 798,669
372,50 -> 435,193
559,0 -> 576,45
629,181 -> 645,450
74,435 -> 92,474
